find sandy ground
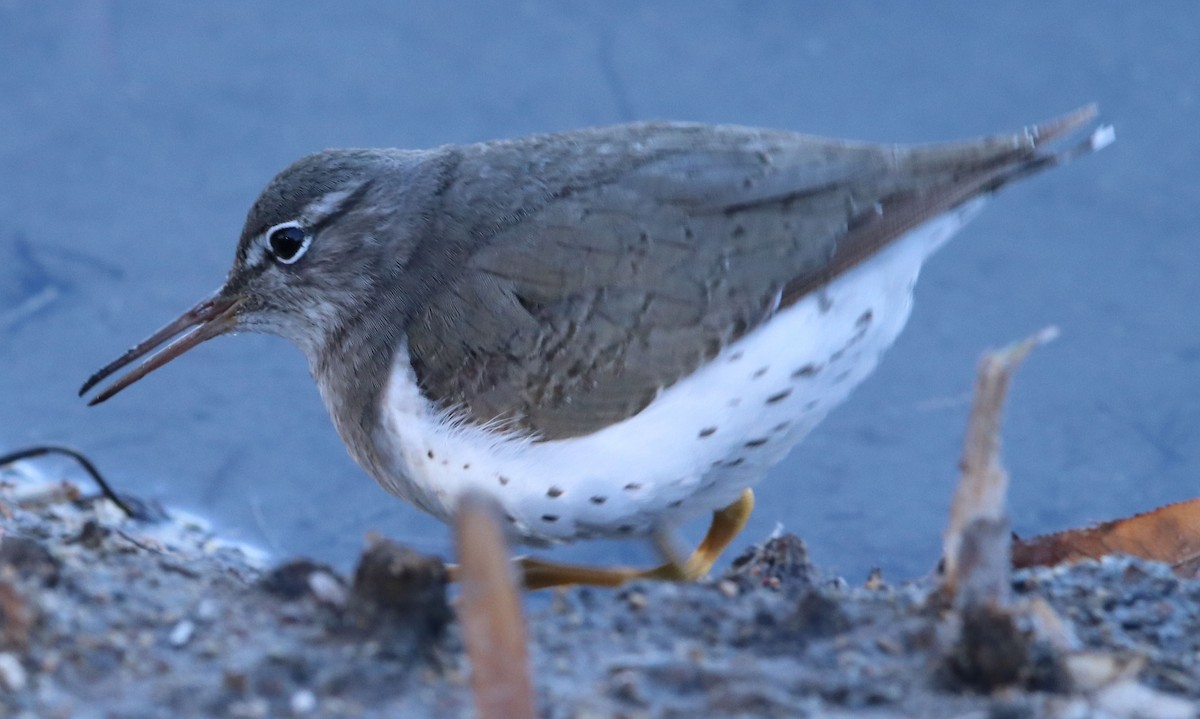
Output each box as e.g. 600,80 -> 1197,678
1,462 -> 1197,719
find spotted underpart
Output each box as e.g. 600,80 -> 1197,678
372,200 -> 985,545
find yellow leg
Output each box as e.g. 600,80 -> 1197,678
517,489 -> 755,590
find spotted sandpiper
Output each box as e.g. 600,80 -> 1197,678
81,106 -> 1111,588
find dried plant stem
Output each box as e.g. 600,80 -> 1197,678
0,445 -> 142,519
454,492 -> 535,719
943,326 -> 1057,596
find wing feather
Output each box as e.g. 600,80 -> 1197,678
405,111 -> 1097,439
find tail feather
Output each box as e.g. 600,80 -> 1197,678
781,104 -> 1112,308
1027,103 -> 1100,145
997,105 -> 1114,188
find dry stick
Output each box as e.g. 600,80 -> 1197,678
454,492 -> 536,719
0,445 -> 143,520
942,326 -> 1058,596
941,329 -> 1199,712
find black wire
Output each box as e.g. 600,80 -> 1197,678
0,445 -> 144,520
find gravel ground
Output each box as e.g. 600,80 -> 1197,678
1,462 -> 1197,718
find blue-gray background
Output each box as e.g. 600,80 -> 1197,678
2,2 -> 1196,580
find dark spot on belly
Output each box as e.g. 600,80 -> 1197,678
752,366 -> 769,379
617,524 -> 635,534
463,463 -> 471,470
590,495 -> 607,505
833,369 -> 853,384
766,389 -> 792,404
804,400 -> 820,411
715,457 -> 745,468
728,351 -> 744,362
744,438 -> 769,448
541,514 -> 559,523
504,513 -> 517,524
846,310 -> 874,346
830,347 -> 847,362
792,364 -> 821,379
698,426 -> 718,438
498,476 -> 510,486
624,482 -> 641,492
547,486 -> 563,498
773,421 -> 790,432
818,292 -> 833,313
427,450 -> 434,459
668,499 -> 683,508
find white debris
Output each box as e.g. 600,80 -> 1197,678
1091,680 -> 1196,719
169,619 -> 195,647
195,598 -> 221,622
1090,124 -> 1117,152
290,689 -> 317,715
0,653 -> 27,691
307,571 -> 348,607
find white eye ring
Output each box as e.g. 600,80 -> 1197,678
265,220 -> 311,264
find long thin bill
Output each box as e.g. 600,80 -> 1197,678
80,291 -> 244,406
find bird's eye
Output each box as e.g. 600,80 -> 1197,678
266,222 -> 310,264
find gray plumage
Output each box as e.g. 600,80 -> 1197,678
223,108 -> 1097,470
81,106 -> 1105,491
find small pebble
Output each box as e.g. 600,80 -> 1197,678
230,698 -> 269,718
169,619 -> 195,647
290,689 -> 317,714
223,671 -> 248,694
196,598 -> 220,622
717,580 -> 740,598
609,669 -> 645,705
308,571 -> 348,607
0,653 -> 27,691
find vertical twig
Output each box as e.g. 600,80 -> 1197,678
454,492 -> 535,719
942,327 -> 1057,596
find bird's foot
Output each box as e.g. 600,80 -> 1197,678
516,489 -> 755,590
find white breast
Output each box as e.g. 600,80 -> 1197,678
373,199 -> 986,545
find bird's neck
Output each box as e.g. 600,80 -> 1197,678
310,319 -> 402,481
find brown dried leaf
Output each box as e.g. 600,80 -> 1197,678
454,492 -> 535,719
1013,498 -> 1200,577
